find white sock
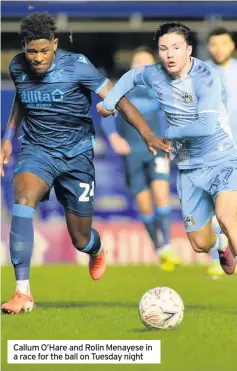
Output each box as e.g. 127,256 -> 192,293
157,244 -> 171,256
218,234 -> 228,252
92,245 -> 103,257
209,233 -> 228,253
16,280 -> 30,295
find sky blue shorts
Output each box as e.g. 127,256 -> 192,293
14,144 -> 95,216
177,157 -> 237,232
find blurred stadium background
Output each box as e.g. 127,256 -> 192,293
1,0 -> 237,267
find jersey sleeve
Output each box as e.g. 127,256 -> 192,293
133,65 -> 153,87
102,65 -> 153,111
75,54 -> 109,93
196,73 -> 221,114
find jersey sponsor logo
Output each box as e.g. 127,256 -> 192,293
19,88 -> 64,104
166,112 -> 197,118
165,112 -> 198,122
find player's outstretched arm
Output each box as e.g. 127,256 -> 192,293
96,80 -> 117,117
97,66 -> 153,116
97,80 -> 171,155
101,68 -> 139,112
1,93 -> 25,177
116,97 -> 171,155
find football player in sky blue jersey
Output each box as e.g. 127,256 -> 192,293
97,22 -> 237,277
206,27 -> 237,277
101,46 -> 180,270
0,12 -> 169,314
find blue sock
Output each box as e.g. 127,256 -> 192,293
156,206 -> 171,245
10,204 -> 35,280
140,213 -> 160,251
80,229 -> 101,255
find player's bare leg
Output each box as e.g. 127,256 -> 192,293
2,173 -> 49,314
152,179 -> 170,208
187,219 -> 236,275
152,179 -> 181,268
136,188 -> 154,216
65,212 -> 106,280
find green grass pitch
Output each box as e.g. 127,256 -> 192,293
1,265 -> 237,371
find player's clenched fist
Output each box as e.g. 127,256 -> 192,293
1,140 -> 12,177
96,102 -> 116,117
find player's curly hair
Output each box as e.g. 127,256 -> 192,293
154,22 -> 193,46
20,12 -> 57,42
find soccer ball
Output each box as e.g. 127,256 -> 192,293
139,286 -> 184,330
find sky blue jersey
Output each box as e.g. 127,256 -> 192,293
102,57 -> 236,169
207,58 -> 237,146
10,49 -> 109,157
101,85 -> 167,153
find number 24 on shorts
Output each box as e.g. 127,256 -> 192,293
78,182 -> 94,202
